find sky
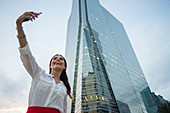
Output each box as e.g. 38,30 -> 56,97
0,0 -> 170,113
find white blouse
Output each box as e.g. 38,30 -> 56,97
19,44 -> 67,113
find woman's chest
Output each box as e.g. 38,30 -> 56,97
33,75 -> 67,96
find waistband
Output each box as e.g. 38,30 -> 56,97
26,106 -> 60,113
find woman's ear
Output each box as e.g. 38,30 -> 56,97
63,65 -> 66,69
63,67 -> 67,70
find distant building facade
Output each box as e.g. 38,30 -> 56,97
140,87 -> 158,113
140,87 -> 169,113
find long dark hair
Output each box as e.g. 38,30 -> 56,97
49,54 -> 73,100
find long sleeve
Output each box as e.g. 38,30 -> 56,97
63,95 -> 68,113
19,44 -> 43,79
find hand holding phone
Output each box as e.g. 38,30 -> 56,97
23,12 -> 42,22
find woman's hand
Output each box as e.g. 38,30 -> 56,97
16,11 -> 40,27
16,11 -> 40,48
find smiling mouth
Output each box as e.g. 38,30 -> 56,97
54,62 -> 61,65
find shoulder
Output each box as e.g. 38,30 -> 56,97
33,72 -> 53,82
60,81 -> 67,94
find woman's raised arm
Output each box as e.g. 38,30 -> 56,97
16,12 -> 40,48
16,12 -> 43,79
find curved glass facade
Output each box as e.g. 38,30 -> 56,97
65,0 -> 153,113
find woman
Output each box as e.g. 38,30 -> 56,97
16,11 -> 73,113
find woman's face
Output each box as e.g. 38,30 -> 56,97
50,55 -> 66,72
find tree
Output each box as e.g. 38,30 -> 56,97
158,103 -> 170,113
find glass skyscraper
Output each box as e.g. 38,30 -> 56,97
65,0 -> 154,113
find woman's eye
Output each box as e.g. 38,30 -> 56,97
53,57 -> 63,60
60,58 -> 64,60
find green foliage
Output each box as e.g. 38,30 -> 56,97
158,103 -> 170,113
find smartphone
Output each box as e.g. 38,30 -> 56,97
23,12 -> 42,22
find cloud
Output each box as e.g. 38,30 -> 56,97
150,54 -> 170,100
144,23 -> 170,100
0,70 -> 31,110
128,20 -> 170,100
0,111 -> 22,113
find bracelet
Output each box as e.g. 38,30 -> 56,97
17,34 -> 26,39
16,27 -> 23,31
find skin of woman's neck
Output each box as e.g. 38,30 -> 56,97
51,70 -> 62,83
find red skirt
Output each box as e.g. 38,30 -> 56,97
26,106 -> 60,113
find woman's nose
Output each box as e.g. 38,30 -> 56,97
56,58 -> 60,61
